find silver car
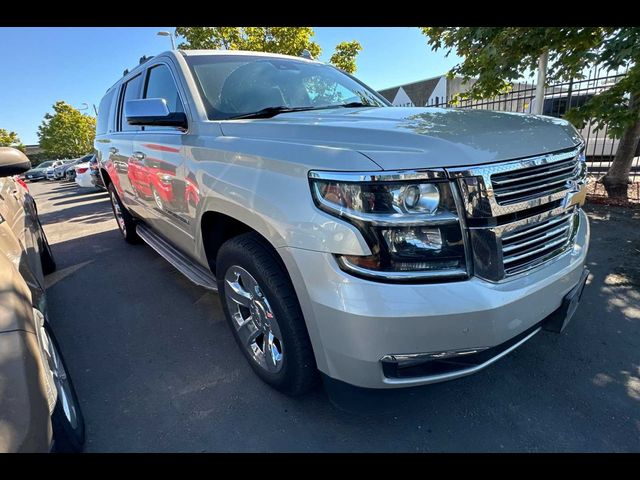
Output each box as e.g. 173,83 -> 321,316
95,50 -> 590,395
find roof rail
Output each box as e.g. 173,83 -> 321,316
122,55 -> 154,77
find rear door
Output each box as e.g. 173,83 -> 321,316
132,61 -> 193,250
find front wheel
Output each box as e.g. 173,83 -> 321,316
108,183 -> 140,244
216,232 -> 319,396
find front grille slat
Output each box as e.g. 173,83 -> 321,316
500,213 -> 574,276
491,154 -> 580,206
491,160 -> 577,186
496,176 -> 574,200
502,224 -> 570,253
501,213 -> 570,243
493,165 -> 579,193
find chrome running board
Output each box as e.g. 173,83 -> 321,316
136,223 -> 218,291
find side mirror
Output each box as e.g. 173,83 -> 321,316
125,98 -> 188,129
0,147 -> 31,177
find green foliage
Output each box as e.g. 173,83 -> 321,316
37,101 -> 96,159
329,41 -> 362,74
175,27 -> 361,73
421,27 -> 640,137
0,128 -> 25,151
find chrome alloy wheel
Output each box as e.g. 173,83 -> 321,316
224,265 -> 284,373
109,189 -> 127,235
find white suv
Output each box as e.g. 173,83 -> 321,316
95,50 -> 590,395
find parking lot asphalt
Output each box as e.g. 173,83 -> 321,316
29,179 -> 639,452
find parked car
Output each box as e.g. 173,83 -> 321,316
63,155 -> 93,182
96,50 -> 590,396
0,147 -> 85,452
24,160 -> 56,182
73,160 -> 93,188
53,159 -> 77,180
45,161 -> 65,181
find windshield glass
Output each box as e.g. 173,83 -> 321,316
185,54 -> 389,120
37,161 -> 54,168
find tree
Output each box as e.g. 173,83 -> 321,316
175,27 -> 362,73
421,27 -> 640,200
37,101 -> 96,159
0,128 -> 25,151
329,41 -> 363,74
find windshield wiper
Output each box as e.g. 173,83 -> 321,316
228,106 -> 320,120
336,102 -> 376,108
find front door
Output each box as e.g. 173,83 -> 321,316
133,62 -> 193,251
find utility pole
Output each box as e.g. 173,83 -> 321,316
534,50 -> 549,115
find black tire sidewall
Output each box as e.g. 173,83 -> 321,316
108,183 -> 140,244
216,234 -> 318,395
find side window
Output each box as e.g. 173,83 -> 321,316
144,64 -> 184,114
119,74 -> 143,131
96,89 -> 115,135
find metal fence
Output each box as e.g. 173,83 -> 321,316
424,67 -> 639,197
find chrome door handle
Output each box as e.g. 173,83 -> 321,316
109,147 -> 118,154
132,151 -> 146,160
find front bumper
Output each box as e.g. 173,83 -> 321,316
281,209 -> 590,389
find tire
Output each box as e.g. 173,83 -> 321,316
38,219 -> 56,275
216,232 -> 319,396
107,183 -> 140,244
44,322 -> 85,452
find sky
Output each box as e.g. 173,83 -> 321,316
0,27 -> 463,145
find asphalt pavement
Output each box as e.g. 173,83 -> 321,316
29,179 -> 640,452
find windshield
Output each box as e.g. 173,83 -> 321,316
186,54 -> 390,120
37,161 -> 54,168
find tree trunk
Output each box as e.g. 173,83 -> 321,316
602,93 -> 640,200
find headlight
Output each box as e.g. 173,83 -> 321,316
309,170 -> 469,282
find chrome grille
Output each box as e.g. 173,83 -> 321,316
500,210 -> 575,277
491,155 -> 580,206
447,144 -> 586,282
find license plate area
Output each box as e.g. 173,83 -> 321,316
543,268 -> 589,333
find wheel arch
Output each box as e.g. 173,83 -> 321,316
198,209 -> 329,374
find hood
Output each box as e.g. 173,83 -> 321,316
219,107 -> 582,170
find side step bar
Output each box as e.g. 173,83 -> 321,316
136,223 -> 218,291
